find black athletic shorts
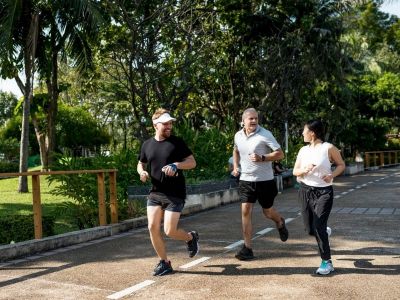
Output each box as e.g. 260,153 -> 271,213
147,192 -> 185,212
239,179 -> 278,209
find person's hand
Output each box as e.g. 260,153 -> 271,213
232,168 -> 240,177
322,173 -> 333,183
303,164 -> 316,175
139,171 -> 149,182
249,153 -> 263,162
162,163 -> 178,177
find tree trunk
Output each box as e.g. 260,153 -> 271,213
18,88 -> 31,193
18,13 -> 39,192
42,21 -> 59,171
32,117 -> 48,170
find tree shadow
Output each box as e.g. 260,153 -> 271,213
179,246 -> 400,277
180,256 -> 399,277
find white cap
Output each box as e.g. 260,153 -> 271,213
152,113 -> 176,124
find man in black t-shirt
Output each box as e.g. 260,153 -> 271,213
137,108 -> 199,276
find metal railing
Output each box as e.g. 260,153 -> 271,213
0,169 -> 118,239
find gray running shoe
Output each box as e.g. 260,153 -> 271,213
153,260 -> 173,276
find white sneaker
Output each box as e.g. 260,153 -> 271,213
327,227 -> 332,237
316,260 -> 334,275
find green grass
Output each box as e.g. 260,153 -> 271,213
0,170 -> 79,235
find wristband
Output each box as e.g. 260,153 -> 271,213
169,163 -> 177,172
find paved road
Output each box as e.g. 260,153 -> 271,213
1,167 -> 399,299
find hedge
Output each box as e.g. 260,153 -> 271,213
0,215 -> 55,245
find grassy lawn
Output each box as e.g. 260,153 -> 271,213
0,170 -> 79,235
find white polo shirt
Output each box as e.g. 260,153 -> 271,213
234,125 -> 281,182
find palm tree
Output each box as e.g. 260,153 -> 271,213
32,0 -> 104,170
1,0 -> 104,184
0,0 -> 39,192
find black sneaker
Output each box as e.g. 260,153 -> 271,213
278,218 -> 289,242
187,231 -> 199,258
152,260 -> 173,276
235,245 -> 255,260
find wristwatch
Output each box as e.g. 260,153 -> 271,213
261,155 -> 265,161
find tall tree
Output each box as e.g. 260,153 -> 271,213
0,0 -> 39,192
33,0 -> 104,170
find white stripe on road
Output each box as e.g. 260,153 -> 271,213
224,240 -> 244,249
255,228 -> 273,235
107,280 -> 155,299
180,256 -> 211,269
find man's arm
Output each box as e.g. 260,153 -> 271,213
232,147 -> 241,176
137,161 -> 149,182
174,155 -> 196,170
250,148 -> 284,162
162,154 -> 196,177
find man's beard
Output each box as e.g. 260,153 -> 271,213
160,130 -> 171,139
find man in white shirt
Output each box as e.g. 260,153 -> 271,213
232,108 -> 289,260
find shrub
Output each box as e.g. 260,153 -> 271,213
48,149 -> 142,228
0,215 -> 55,245
174,120 -> 234,183
0,160 -> 19,173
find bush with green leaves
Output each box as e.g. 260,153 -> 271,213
0,160 -> 18,173
0,215 -> 55,245
174,120 -> 234,183
48,149 -> 143,228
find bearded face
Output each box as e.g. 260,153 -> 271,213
155,121 -> 173,139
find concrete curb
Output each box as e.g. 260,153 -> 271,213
0,188 -> 239,262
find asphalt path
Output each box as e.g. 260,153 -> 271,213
0,166 -> 399,299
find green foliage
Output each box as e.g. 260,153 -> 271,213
0,115 -> 40,155
47,148 -> 141,228
339,118 -> 389,153
0,137 -> 19,161
0,160 -> 18,173
0,215 -> 55,245
388,138 -> 400,150
56,104 -> 111,151
0,92 -> 18,126
174,120 -> 234,183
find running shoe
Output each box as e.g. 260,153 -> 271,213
327,226 -> 332,237
316,259 -> 334,275
187,231 -> 199,258
153,260 -> 173,276
277,218 -> 289,242
235,245 -> 255,260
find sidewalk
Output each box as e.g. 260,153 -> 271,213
0,166 -> 399,299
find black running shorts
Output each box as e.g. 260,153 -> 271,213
238,179 -> 278,209
147,192 -> 185,212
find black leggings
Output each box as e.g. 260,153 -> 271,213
299,183 -> 333,260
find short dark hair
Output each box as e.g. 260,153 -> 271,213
306,120 -> 325,141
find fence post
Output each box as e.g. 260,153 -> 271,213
109,171 -> 118,224
32,175 -> 43,239
365,153 -> 370,168
97,172 -> 107,226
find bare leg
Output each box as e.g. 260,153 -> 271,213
262,207 -> 284,227
241,203 -> 254,248
147,206 -> 167,260
163,210 -> 192,241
